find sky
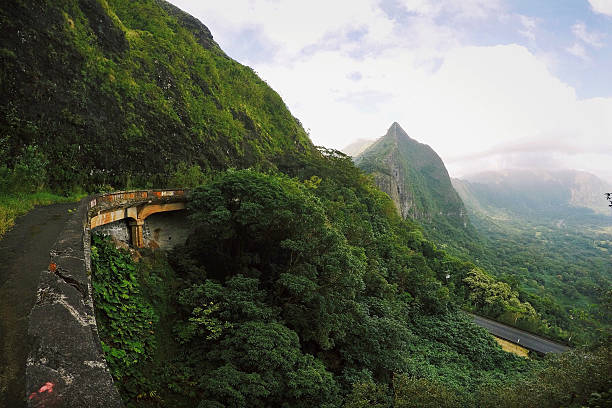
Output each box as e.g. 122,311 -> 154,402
168,0 -> 612,183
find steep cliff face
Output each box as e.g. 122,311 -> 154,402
356,123 -> 467,222
0,0 -> 314,191
355,122 -> 478,252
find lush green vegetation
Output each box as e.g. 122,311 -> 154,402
471,214 -> 612,344
355,123 -> 481,259
452,176 -> 612,345
91,234 -> 159,401
351,125 -> 588,344
90,160 -> 612,407
0,0 -> 313,193
0,144 -> 83,238
5,0 -> 609,405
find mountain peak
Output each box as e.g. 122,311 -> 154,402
355,124 -> 475,246
388,121 -> 404,135
385,122 -> 414,144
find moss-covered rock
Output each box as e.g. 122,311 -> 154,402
0,0 -> 314,192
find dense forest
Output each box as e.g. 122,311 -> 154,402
0,0 -> 313,193
1,0 -> 610,406
91,154 -> 612,407
453,175 -> 612,344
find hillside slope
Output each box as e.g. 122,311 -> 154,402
355,122 -> 480,255
0,0 -> 314,191
453,170 -> 612,344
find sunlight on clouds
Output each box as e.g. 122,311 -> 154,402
168,0 -> 612,180
258,42 -> 611,180
398,0 -> 505,19
169,0 -> 393,61
588,0 -> 612,17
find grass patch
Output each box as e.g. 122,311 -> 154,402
0,191 -> 85,239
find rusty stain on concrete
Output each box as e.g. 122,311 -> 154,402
88,190 -> 187,247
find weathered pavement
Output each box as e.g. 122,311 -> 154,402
472,314 -> 570,354
0,202 -> 75,408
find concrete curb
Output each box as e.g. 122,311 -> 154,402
26,197 -> 123,407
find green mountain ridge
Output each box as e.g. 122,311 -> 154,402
0,0 -> 314,192
354,127 -> 611,344
354,122 -> 479,256
453,169 -> 612,220
2,1 -> 611,406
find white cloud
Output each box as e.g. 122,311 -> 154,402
168,0 -> 394,62
398,0 -> 504,20
588,0 -> 612,17
572,21 -> 605,47
167,1 -> 612,181
566,42 -> 590,60
257,43 -> 612,180
518,15 -> 537,41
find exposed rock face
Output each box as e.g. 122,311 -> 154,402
356,122 -> 470,227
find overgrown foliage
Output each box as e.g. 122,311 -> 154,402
454,178 -> 612,344
92,160 -> 609,407
153,167 -> 531,406
477,342 -> 612,408
0,0 -> 314,192
91,234 -> 159,402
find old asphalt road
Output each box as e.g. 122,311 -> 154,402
0,202 -> 75,408
472,314 -> 570,354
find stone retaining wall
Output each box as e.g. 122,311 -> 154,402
26,190 -> 189,407
26,197 -> 123,408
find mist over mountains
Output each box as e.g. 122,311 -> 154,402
453,169 -> 612,222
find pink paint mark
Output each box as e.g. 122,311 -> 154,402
39,382 -> 54,393
28,381 -> 55,400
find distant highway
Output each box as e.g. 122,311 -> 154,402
471,314 -> 570,354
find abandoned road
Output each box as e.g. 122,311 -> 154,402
0,202 -> 75,408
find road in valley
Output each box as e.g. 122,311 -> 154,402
471,314 -> 570,354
